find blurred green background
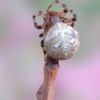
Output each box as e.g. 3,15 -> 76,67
0,0 -> 100,100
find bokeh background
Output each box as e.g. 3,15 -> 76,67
0,0 -> 100,100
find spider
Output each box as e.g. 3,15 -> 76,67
32,0 -> 78,65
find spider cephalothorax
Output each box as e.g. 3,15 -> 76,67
33,0 -> 79,61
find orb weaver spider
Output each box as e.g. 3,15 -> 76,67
32,0 -> 78,64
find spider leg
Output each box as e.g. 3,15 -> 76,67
46,0 -> 68,17
33,11 -> 47,37
71,13 -> 77,27
69,10 -> 77,27
39,17 -> 49,37
59,2 -> 68,17
61,18 -> 76,27
61,10 -> 77,27
33,11 -> 45,29
39,31 -> 47,37
41,39 -> 47,58
70,10 -> 77,21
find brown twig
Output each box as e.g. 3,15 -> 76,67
36,55 -> 59,100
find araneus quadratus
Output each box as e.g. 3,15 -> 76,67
33,0 -> 79,65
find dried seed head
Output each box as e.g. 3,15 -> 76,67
44,23 -> 80,60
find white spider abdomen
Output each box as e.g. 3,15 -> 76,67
44,23 -> 80,60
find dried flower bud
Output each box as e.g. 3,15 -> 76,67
44,23 -> 80,60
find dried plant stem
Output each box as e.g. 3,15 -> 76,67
36,56 -> 59,100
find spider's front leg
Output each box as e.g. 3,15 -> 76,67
70,10 -> 77,27
61,10 -> 77,27
59,2 -> 68,18
46,0 -> 68,18
32,11 -> 47,37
